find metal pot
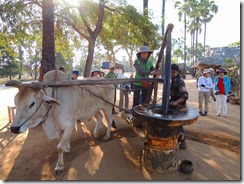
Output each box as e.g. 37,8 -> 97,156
180,160 -> 194,174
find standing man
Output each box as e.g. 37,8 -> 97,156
118,71 -> 130,111
133,46 -> 159,107
195,68 -> 202,87
105,66 -> 118,114
214,68 -> 231,117
169,64 -> 189,149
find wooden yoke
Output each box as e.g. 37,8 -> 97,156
145,23 -> 174,104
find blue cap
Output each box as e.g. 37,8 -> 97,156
72,70 -> 79,76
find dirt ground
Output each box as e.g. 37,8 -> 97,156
0,75 -> 241,180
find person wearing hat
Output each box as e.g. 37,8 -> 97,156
98,71 -> 105,77
118,70 -> 130,111
90,68 -> 105,77
132,46 -> 159,107
197,68 -> 213,116
105,66 -> 118,116
59,66 -> 66,73
170,64 -> 189,149
214,68 -> 231,117
71,70 -> 79,80
90,69 -> 100,77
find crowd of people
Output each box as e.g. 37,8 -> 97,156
196,67 -> 231,117
57,45 -> 231,150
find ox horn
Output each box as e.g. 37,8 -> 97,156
5,80 -> 22,88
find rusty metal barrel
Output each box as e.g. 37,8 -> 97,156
133,105 -> 198,173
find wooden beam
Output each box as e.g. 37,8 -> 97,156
31,78 -> 164,88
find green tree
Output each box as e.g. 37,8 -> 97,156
56,0 -> 106,77
0,47 -> 20,80
0,0 -> 77,80
228,41 -> 240,47
99,4 -> 160,75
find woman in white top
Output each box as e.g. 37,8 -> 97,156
197,69 -> 213,116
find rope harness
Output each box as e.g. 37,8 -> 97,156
15,99 -> 45,129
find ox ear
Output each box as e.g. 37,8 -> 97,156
43,95 -> 61,105
5,80 -> 22,88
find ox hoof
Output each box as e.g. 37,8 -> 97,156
103,136 -> 110,141
54,169 -> 63,176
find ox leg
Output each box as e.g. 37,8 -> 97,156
64,141 -> 71,153
93,111 -> 103,138
55,125 -> 74,173
103,109 -> 113,141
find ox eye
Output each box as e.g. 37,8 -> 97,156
29,102 -> 35,108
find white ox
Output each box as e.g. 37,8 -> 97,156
6,70 -> 115,173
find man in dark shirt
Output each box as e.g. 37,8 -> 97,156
170,64 -> 189,149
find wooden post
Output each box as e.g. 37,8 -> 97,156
8,106 -> 16,123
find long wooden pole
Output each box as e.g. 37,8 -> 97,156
31,78 -> 164,88
145,23 -> 174,104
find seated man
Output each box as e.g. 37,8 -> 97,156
169,64 -> 189,149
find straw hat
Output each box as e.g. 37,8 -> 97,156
203,69 -> 210,75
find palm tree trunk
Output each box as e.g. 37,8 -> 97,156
192,32 -> 195,65
195,17 -> 200,62
143,0 -> 148,45
183,11 -> 186,73
204,22 -> 207,57
143,0 -> 148,16
195,29 -> 198,62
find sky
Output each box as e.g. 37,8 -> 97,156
128,0 -> 240,48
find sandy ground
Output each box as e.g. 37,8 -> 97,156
0,75 -> 241,180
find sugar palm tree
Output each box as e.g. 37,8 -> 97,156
176,0 -> 217,63
200,0 -> 218,56
175,0 -> 191,66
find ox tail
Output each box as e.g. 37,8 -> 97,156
112,120 -> 117,129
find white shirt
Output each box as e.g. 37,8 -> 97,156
118,73 -> 127,79
197,76 -> 213,92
